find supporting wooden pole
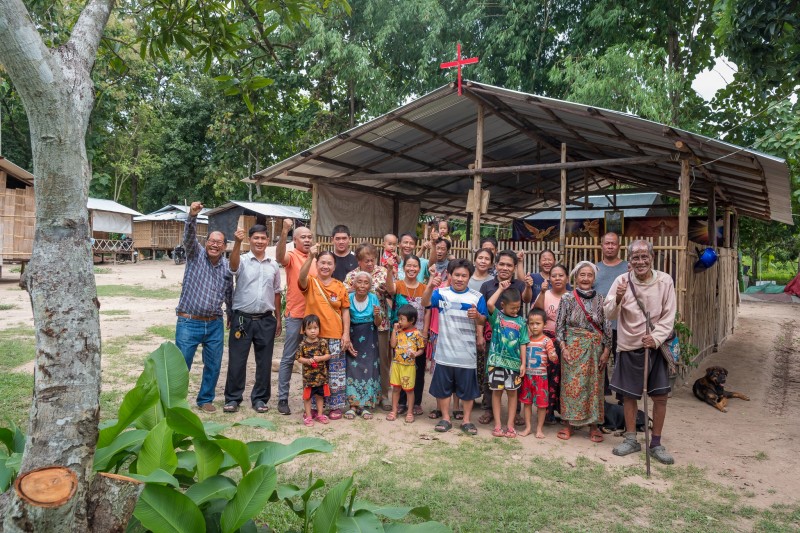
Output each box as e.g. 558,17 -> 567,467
559,143 -> 567,251
392,198 -> 400,236
472,106 -> 485,250
708,184 -> 717,248
723,207 -> 731,248
309,183 -> 319,240
677,159 -> 691,318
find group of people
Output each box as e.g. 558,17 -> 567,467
175,206 -> 678,464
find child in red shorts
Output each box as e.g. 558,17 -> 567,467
520,308 -> 557,438
296,315 -> 332,426
388,305 -> 425,423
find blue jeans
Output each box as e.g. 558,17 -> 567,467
278,317 -> 303,401
176,316 -> 224,406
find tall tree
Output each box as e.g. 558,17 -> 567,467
0,0 -> 344,528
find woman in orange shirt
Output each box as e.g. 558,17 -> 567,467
299,246 -> 351,420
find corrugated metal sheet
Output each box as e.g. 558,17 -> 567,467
253,81 -> 792,224
87,198 -> 143,216
205,200 -> 307,219
526,193 -> 672,220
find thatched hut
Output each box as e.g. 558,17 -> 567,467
0,157 -> 35,276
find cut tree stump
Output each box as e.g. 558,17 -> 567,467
14,466 -> 78,508
86,472 -> 144,533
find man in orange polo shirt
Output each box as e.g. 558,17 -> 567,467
276,218 -> 316,415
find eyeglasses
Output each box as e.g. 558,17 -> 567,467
629,254 -> 651,263
207,239 -> 225,246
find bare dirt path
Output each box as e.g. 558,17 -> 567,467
2,262 -> 799,509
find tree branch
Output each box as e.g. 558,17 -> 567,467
66,0 -> 115,70
0,0 -> 60,103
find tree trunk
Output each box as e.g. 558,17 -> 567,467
0,0 -> 117,530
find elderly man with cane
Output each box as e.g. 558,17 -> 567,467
603,239 -> 677,464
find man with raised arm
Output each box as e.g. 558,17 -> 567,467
223,224 -> 282,414
175,201 -> 233,413
276,218 -> 317,415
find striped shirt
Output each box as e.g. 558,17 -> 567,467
429,287 -> 487,369
176,217 -> 233,318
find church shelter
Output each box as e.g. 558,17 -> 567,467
249,80 -> 792,370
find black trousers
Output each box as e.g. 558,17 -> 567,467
224,310 -> 277,406
398,354 -> 426,407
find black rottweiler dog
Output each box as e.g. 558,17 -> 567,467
693,366 -> 750,412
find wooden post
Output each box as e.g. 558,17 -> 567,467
472,105 -> 484,250
677,159 -> 691,318
559,143 -> 567,250
723,208 -> 731,248
309,183 -> 319,240
708,184 -> 717,248
392,198 -> 400,235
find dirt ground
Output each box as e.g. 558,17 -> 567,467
2,260 -> 799,509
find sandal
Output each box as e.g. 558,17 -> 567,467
460,423 -> 478,436
253,401 -> 269,413
589,429 -> 604,443
434,419 -> 452,432
223,402 -> 239,413
453,410 -> 464,420
343,409 -> 357,420
556,425 -> 573,440
413,406 -> 424,416
328,409 -> 343,420
303,415 -> 314,427
314,414 -> 330,424
478,411 -> 493,425
428,409 -> 442,420
405,413 -> 415,424
361,410 -> 373,420
506,427 -> 518,439
514,414 -> 524,427
386,412 -> 397,422
397,405 -> 408,415
492,426 -> 505,438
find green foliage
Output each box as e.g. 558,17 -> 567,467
0,341 -> 449,531
674,313 -> 699,369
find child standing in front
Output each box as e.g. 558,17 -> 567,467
520,308 -> 558,438
388,304 -> 426,423
486,281 -> 528,438
295,315 -> 332,426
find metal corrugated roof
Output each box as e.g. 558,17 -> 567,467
0,157 -> 34,186
204,200 -> 307,219
252,81 -> 792,224
87,198 -> 143,216
526,193 -> 672,220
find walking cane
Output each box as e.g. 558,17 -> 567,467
643,312 -> 652,478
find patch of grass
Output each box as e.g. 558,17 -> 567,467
100,390 -> 124,421
0,326 -> 36,370
0,303 -> 17,311
755,451 -> 769,461
94,267 -> 112,274
147,324 -> 176,340
96,285 -> 180,300
9,266 -> 20,273
103,334 -> 151,358
100,309 -> 130,316
0,372 -> 33,428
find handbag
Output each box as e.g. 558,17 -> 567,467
627,273 -> 679,375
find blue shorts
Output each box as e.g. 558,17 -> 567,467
429,364 -> 480,401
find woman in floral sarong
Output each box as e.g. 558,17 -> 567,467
345,271 -> 382,419
555,261 -> 611,442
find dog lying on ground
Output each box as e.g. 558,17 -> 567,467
693,366 -> 750,412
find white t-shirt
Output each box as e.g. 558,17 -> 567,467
429,287 -> 488,369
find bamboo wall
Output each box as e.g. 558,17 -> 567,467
133,220 -> 208,250
0,172 -> 35,261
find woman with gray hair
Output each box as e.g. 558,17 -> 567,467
345,270 -> 382,420
554,261 -> 611,441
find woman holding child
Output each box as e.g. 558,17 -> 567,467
299,246 -> 351,420
534,263 -> 569,424
554,261 -> 611,442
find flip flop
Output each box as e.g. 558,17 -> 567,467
343,409 -> 357,420
460,423 -> 478,436
478,411 -> 493,425
589,429 -> 604,443
413,406 -> 424,416
314,414 -> 330,424
253,401 -> 269,413
362,410 -> 373,420
328,409 -> 343,420
492,426 -> 505,438
505,427 -> 518,438
428,409 -> 442,420
386,412 -> 397,422
223,402 -> 239,413
397,405 -> 408,415
453,410 -> 464,420
434,419 -> 452,432
556,426 -> 573,440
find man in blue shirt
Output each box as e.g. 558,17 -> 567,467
175,201 -> 233,413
